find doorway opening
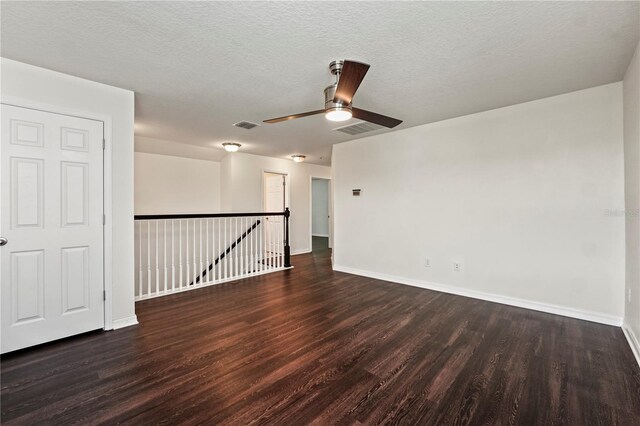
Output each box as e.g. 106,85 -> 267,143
311,177 -> 331,253
263,172 -> 287,212
263,171 -> 288,257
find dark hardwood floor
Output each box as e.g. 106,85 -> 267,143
2,244 -> 640,425
313,235 -> 329,252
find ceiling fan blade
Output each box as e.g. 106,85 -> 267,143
263,109 -> 325,124
352,108 -> 402,128
334,60 -> 370,105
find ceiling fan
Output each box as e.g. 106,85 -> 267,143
263,60 -> 402,128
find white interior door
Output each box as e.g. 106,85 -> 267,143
1,104 -> 104,353
263,172 -> 285,258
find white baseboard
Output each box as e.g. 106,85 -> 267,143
292,248 -> 311,256
111,315 -> 139,330
312,234 -> 329,238
623,324 -> 640,367
332,265 -> 622,327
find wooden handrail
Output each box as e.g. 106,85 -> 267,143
135,211 -> 287,220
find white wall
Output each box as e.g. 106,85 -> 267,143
221,153 -> 331,254
623,41 -> 640,362
333,83 -> 625,325
1,58 -> 136,327
312,178 -> 330,237
135,152 -> 220,215
136,136 -> 226,162
220,153 -> 233,212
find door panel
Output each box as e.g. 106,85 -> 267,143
61,161 -> 89,226
11,249 -> 45,324
11,157 -> 44,228
61,246 -> 90,314
1,104 -> 104,353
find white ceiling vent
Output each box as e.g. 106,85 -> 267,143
333,121 -> 384,135
233,121 -> 260,130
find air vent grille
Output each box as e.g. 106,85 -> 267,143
233,121 -> 260,130
334,121 -> 384,135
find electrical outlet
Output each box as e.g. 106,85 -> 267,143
453,262 -> 462,272
424,257 -> 431,268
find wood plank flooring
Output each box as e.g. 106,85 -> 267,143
2,241 -> 640,424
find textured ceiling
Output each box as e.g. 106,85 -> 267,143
2,1 -> 638,165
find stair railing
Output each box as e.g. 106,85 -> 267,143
133,209 -> 291,300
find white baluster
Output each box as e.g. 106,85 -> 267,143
216,218 -> 220,281
233,217 -> 237,278
271,216 -> 275,270
232,217 -> 236,278
275,217 -> 280,269
275,216 -> 279,269
249,218 -> 254,275
163,221 -> 167,293
272,216 -> 277,270
259,216 -> 263,273
256,218 -> 259,273
172,220 -> 176,292
193,219 -> 197,285
224,217 -> 228,280
206,218 -> 210,283
236,217 -> 241,276
138,221 -> 142,298
266,216 -> 270,271
198,219 -> 203,285
263,216 -> 266,272
179,219 -> 184,289
155,220 -> 159,295
147,221 -> 151,296
186,219 -> 190,288
279,216 -> 282,268
245,217 -> 249,275
240,217 -> 244,276
244,217 -> 249,275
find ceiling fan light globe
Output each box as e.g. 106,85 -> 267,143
325,108 -> 352,122
222,142 -> 241,152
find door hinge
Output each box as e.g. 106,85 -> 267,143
103,214 -> 106,225
103,290 -> 106,301
102,138 -> 106,150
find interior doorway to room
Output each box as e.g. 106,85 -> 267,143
311,178 -> 331,253
263,172 -> 288,258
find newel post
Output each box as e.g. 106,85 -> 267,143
284,207 -> 291,267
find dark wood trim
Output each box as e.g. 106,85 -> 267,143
134,211 -> 286,220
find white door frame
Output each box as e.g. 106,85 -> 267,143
1,95 -> 114,330
309,176 -> 332,250
261,169 -> 290,211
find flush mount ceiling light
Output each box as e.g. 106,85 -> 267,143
222,142 -> 241,152
291,155 -> 306,163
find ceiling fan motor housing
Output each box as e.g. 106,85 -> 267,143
324,83 -> 351,114
326,60 -> 351,113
